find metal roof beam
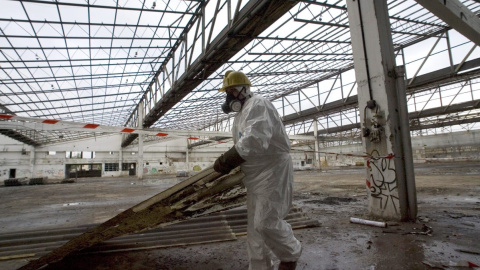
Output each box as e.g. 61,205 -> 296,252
0,46 -> 172,50
122,0 -> 298,147
282,57 -> 480,126
415,0 -> 480,46
0,129 -> 40,146
0,103 -> 40,146
0,62 -> 160,70
0,56 -> 164,63
17,0 -> 197,14
0,18 -> 186,29
4,93 -> 140,106
301,99 -> 480,135
410,116 -> 480,131
1,71 -> 153,85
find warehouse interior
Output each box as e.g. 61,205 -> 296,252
0,0 -> 479,269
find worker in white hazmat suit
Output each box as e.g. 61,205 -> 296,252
214,71 -> 302,270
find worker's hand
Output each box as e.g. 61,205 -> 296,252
213,146 -> 246,174
214,155 -> 232,174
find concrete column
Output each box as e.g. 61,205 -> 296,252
29,147 -> 35,178
347,0 -> 417,221
137,102 -> 144,180
119,148 -> 123,176
186,139 -> 189,173
313,119 -> 320,169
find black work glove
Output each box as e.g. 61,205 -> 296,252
214,146 -> 246,174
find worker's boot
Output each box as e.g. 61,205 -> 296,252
278,261 -> 297,270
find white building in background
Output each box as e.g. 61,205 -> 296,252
1,129 -> 479,181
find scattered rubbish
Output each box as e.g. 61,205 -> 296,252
381,229 -> 402,234
422,260 -> 444,269
307,197 -> 357,205
61,179 -> 75,184
409,224 -> 433,236
461,222 -> 476,227
447,212 -> 472,219
176,170 -> 189,177
29,177 -> 47,185
17,167 -> 247,270
0,254 -> 37,261
418,216 -> 431,223
350,217 -> 387,228
366,240 -> 372,249
3,178 -> 29,186
455,249 -> 480,255
445,260 -> 479,268
62,202 -> 80,207
423,260 -> 479,269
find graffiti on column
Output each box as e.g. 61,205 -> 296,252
366,149 -> 399,214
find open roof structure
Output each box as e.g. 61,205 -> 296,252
1,0 -> 480,146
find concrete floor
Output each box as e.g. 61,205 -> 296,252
0,162 -> 479,270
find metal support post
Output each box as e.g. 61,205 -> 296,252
347,0 -> 417,221
186,138 -> 190,173
313,119 -> 320,169
29,147 -> 35,178
137,102 -> 144,180
119,148 -> 123,176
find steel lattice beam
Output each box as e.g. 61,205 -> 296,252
121,0 -> 298,147
281,57 -> 480,126
415,0 -> 480,46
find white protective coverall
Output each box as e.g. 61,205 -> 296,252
232,94 -> 302,270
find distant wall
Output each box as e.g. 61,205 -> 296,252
318,130 -> 480,167
1,130 -> 478,180
411,131 -> 480,162
0,134 -> 231,181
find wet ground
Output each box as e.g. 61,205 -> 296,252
0,161 -> 479,270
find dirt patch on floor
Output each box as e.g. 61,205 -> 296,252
304,196 -> 358,205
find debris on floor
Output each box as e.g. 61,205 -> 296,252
409,224 -> 433,236
455,249 -> 480,256
349,217 -> 387,228
17,167 -> 247,270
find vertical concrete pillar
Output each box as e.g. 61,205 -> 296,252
347,0 -> 417,221
186,139 -> 189,173
119,148 -> 123,176
313,119 -> 320,169
29,147 -> 35,178
137,102 -> 144,180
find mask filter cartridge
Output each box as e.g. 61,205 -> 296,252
222,93 -> 243,114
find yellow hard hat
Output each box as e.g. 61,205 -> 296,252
219,70 -> 251,92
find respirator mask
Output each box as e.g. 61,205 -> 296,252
221,86 -> 249,114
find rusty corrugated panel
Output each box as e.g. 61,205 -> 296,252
15,167 -> 246,270
8,166 -> 319,269
0,207 -> 319,260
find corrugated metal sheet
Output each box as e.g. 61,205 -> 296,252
0,207 -> 319,260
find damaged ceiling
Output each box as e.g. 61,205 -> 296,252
1,0 -> 480,146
